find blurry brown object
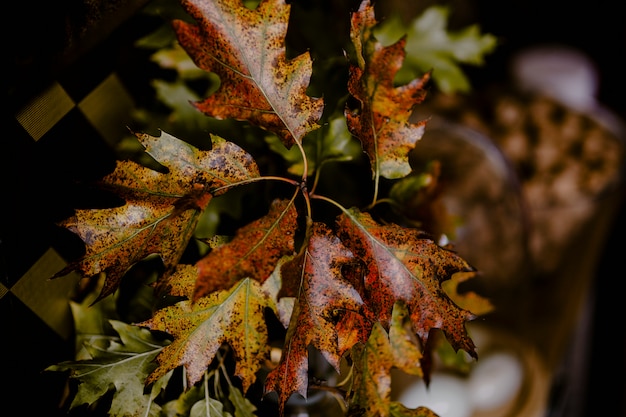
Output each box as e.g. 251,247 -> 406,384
415,87 -> 625,277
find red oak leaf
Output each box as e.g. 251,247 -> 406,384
336,208 -> 478,358
346,0 -> 430,180
52,131 -> 259,301
193,197 -> 299,299
264,222 -> 364,414
173,0 -> 324,147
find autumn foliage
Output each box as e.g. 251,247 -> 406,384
48,0 -> 493,416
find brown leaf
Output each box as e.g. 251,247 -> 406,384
53,131 -> 259,301
137,277 -> 273,392
193,198 -> 298,299
173,0 -> 324,147
346,0 -> 430,179
336,208 -> 479,359
264,222 -> 364,414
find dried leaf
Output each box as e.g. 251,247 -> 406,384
442,271 -> 494,316
173,0 -> 324,146
346,0 -> 430,180
264,222 -> 363,414
389,302 -> 423,377
193,198 -> 298,299
336,208 -> 479,358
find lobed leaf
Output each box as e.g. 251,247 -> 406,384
173,0 -> 324,146
45,321 -> 169,416
193,197 -> 299,299
137,277 -> 273,393
336,208 -> 479,358
52,131 -> 259,301
346,0 -> 430,180
264,222 -> 364,414
347,321 -> 437,417
375,6 -> 498,94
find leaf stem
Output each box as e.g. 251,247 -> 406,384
211,175 -> 300,195
309,193 -> 349,216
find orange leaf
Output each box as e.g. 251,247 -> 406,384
264,222 -> 363,414
193,198 -> 298,299
336,208 -> 478,358
173,0 -> 324,146
346,0 -> 430,179
52,131 -> 259,301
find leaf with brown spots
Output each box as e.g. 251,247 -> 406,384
137,277 -> 275,393
348,320 -> 438,417
193,197 -> 299,299
173,0 -> 324,147
264,222 -> 365,415
52,131 -> 259,301
345,0 -> 430,180
336,207 -> 480,359
388,301 -> 423,377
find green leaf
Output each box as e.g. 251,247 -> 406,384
229,385 -> 258,417
190,396 -> 233,417
375,6 -> 497,94
161,384 -> 206,416
266,114 -> 360,176
46,320 -> 169,415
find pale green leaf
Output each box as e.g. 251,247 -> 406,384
375,6 -> 497,93
189,396 -> 233,417
228,385 -> 258,417
266,115 -> 361,176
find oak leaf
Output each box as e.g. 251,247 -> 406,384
349,321 -> 437,417
52,131 -> 259,301
193,197 -> 299,299
137,277 -> 275,393
346,0 -> 430,180
264,222 -> 364,414
173,0 -> 324,147
336,208 -> 479,358
388,301 -> 423,377
45,320 -> 169,416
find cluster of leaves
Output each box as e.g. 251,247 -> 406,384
47,0 -> 496,416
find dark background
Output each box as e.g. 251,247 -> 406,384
4,1 -> 625,416
473,3 -> 626,416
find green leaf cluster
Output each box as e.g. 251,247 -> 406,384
375,6 -> 498,93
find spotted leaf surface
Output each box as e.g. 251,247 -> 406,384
137,277 -> 273,392
53,131 -> 259,300
264,222 -> 363,414
193,198 -> 299,299
173,0 -> 324,147
346,0 -> 430,180
349,322 -> 438,417
336,207 -> 479,358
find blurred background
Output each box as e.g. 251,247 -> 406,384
4,0 -> 625,416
